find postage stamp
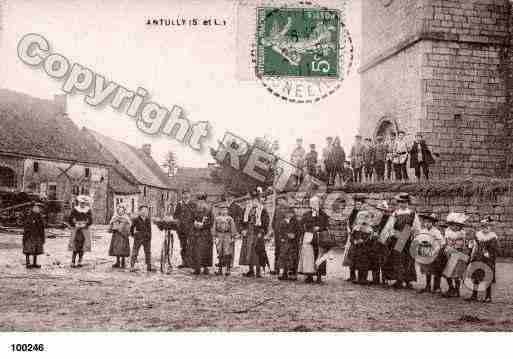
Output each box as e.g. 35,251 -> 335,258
238,1 -> 353,103
256,7 -> 341,78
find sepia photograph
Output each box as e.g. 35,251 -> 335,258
0,0 -> 512,357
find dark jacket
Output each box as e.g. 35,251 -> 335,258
276,216 -> 301,243
130,216 -> 152,241
68,208 -> 93,228
228,202 -> 244,230
174,200 -> 196,234
332,145 -> 346,169
410,140 -> 435,168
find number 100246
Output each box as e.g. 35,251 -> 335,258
11,344 -> 45,352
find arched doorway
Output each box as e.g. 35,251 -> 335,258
0,166 -> 17,188
374,117 -> 399,139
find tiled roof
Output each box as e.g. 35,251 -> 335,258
0,89 -> 109,165
109,169 -> 140,195
85,128 -> 173,190
170,166 -> 225,195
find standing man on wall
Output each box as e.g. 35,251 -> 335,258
350,135 -> 365,183
393,131 -> 409,181
373,135 -> 388,182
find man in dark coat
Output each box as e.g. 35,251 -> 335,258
276,206 -> 301,280
345,194 -> 366,282
227,194 -> 243,231
174,189 -> 196,268
22,202 -> 45,269
373,135 -> 388,182
270,198 -> 286,275
410,132 -> 435,181
130,205 -> 153,272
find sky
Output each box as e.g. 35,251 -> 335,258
1,0 -> 361,168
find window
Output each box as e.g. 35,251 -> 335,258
131,198 -> 135,213
143,186 -> 147,198
0,166 -> 16,188
48,183 -> 57,200
85,167 -> 91,178
72,185 -> 80,195
161,193 -> 165,201
80,186 -> 89,195
33,162 -> 39,173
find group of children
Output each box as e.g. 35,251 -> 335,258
345,193 -> 498,303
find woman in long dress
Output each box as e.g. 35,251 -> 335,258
22,202 -> 45,269
381,193 -> 420,289
68,195 -> 93,268
298,195 -> 329,284
108,205 -> 131,269
239,189 -> 270,278
190,193 -> 214,275
467,216 -> 498,303
441,212 -> 469,298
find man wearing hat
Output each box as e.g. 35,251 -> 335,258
416,213 -> 444,293
68,195 -> 93,268
305,144 -> 318,177
130,205 -> 154,272
174,189 -> 196,268
385,132 -> 396,181
275,204 -> 301,281
22,202 -> 46,269
350,135 -> 365,183
373,135 -> 388,182
344,194 -> 366,282
322,137 -> 334,185
239,189 -> 270,278
381,193 -> 420,289
363,138 -> 375,182
290,138 -> 306,187
190,193 -> 214,275
410,132 -> 435,181
392,131 -> 409,181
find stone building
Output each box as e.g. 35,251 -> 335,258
84,128 -> 178,218
359,0 -> 512,180
170,164 -> 226,203
0,89 -> 110,223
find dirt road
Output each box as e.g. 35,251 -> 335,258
1,225 -> 512,331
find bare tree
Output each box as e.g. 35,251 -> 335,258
162,150 -> 178,176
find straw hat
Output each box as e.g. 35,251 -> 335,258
419,213 -> 438,222
394,193 -> 410,203
446,212 -> 468,225
76,195 -> 91,204
376,201 -> 389,211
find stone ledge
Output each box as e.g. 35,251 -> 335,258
359,31 -> 509,74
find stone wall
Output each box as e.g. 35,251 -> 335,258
233,181 -> 513,257
137,185 -> 177,218
23,158 -> 109,224
360,0 -> 512,180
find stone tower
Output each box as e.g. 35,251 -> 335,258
359,0 -> 511,180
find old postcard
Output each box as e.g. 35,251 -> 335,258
0,0 -> 512,356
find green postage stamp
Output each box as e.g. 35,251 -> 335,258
256,7 -> 341,78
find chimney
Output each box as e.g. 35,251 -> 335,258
142,144 -> 152,156
54,94 -> 67,114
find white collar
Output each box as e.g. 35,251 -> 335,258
74,206 -> 90,213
